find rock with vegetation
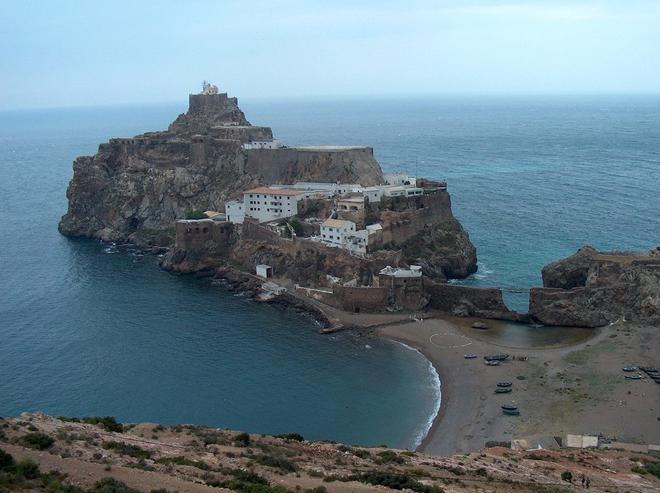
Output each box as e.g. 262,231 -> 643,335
1,413 -> 658,493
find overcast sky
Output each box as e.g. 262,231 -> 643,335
1,0 -> 659,110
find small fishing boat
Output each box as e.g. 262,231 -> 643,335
464,354 -> 477,359
655,379 -> 660,385
622,367 -> 638,372
495,388 -> 512,394
501,404 -> 519,416
485,360 -> 501,366
625,374 -> 643,380
497,382 -> 512,388
501,404 -> 518,411
484,354 -> 509,362
640,367 -> 658,374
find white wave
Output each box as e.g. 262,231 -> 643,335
393,341 -> 442,450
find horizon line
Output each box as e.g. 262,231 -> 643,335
2,90 -> 660,113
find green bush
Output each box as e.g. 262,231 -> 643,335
376,450 -> 405,464
275,433 -> 304,442
185,210 -> 208,220
287,218 -> 304,236
354,471 -> 444,493
253,454 -> 297,473
0,448 -> 14,470
560,471 -> 573,483
13,459 -> 40,480
234,432 -> 251,447
18,432 -> 54,450
102,441 -> 151,459
82,417 -> 124,433
155,456 -> 210,471
642,461 -> 660,478
89,477 -> 141,493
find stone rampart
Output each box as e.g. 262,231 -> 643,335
426,281 -> 522,320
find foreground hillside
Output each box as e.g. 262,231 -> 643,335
1,414 -> 659,493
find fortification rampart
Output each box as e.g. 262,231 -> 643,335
426,281 -> 523,320
244,147 -> 384,186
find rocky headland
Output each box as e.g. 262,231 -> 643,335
58,91 -> 385,248
530,246 -> 660,327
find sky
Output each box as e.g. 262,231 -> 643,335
1,0 -> 659,110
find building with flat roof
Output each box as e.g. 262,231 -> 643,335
320,218 -> 356,247
241,186 -> 308,223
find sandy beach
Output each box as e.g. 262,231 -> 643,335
317,304 -> 660,455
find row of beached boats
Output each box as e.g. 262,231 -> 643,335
623,365 -> 660,383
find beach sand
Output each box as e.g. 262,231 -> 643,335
317,304 -> 660,455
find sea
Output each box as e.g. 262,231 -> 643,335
0,95 -> 658,449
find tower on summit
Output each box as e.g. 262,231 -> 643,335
201,80 -> 219,95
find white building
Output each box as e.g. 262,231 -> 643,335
242,139 -> 284,150
379,265 -> 423,278
320,219 -> 356,246
363,186 -> 384,203
225,201 -> 245,224
243,186 -> 308,223
385,173 -> 417,186
292,182 -> 363,195
382,186 -> 423,198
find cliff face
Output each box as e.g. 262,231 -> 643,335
530,246 -> 660,327
59,93 -> 384,246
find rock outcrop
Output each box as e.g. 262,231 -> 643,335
59,91 -> 384,246
530,246 -> 660,327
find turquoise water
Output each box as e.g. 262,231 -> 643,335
1,96 -> 658,448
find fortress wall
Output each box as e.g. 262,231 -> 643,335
174,220 -> 234,255
209,126 -> 273,142
332,286 -> 389,313
426,282 -> 516,318
379,191 -> 454,246
244,147 -> 384,186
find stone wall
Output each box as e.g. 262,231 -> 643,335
175,219 -> 234,255
244,147 -> 384,186
332,286 -> 389,313
379,191 -> 454,246
426,281 -> 522,320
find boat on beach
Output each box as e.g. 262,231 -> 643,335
495,388 -> 512,394
501,404 -> 520,415
622,367 -> 637,372
497,382 -> 512,388
464,354 -> 477,359
485,360 -> 501,366
625,374 -> 643,380
484,354 -> 509,362
639,366 -> 658,373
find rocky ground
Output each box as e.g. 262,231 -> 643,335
1,414 -> 659,493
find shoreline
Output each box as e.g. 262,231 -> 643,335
391,340 -> 442,450
129,248 -> 660,454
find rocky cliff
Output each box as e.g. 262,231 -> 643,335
530,246 -> 660,327
59,91 -> 384,246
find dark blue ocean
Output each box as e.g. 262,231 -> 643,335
1,96 -> 658,448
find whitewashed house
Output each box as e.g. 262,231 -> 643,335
242,186 -> 308,223
320,219 -> 356,246
225,201 -> 245,224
